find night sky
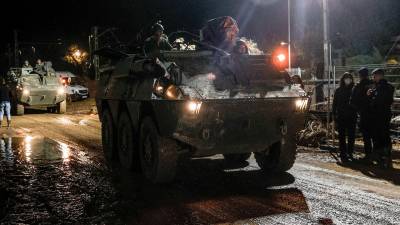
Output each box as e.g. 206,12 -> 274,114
1,0 -> 400,70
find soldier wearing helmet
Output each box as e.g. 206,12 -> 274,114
144,22 -> 173,57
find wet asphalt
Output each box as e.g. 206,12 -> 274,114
0,106 -> 399,225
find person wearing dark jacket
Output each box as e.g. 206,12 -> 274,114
0,80 -> 11,128
368,69 -> 394,168
350,68 -> 374,162
332,72 -> 357,162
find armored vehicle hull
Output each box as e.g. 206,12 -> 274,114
8,68 -> 66,115
96,48 -> 309,183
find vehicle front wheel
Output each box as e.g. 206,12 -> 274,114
56,100 -> 67,114
223,153 -> 251,164
117,111 -> 137,170
139,117 -> 178,183
101,108 -> 116,166
254,137 -> 297,173
15,104 -> 24,116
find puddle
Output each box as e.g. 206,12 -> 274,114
0,136 -> 90,165
0,135 -> 118,224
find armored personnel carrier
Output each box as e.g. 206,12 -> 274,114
95,17 -> 309,183
6,63 -> 66,115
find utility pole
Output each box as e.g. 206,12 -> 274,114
288,0 -> 292,74
91,26 -> 100,80
322,0 -> 332,138
14,30 -> 19,67
323,0 -> 329,81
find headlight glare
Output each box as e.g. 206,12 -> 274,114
187,101 -> 202,115
57,87 -> 65,95
295,99 -> 308,112
22,89 -> 30,96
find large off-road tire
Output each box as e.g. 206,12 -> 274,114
254,137 -> 297,173
56,100 -> 67,114
117,111 -> 137,170
101,108 -> 116,166
139,117 -> 178,183
223,153 -> 251,164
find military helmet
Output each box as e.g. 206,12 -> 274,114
152,23 -> 164,33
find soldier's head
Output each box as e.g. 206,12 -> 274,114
152,23 -> 164,39
36,59 -> 43,65
341,72 -> 354,87
372,68 -> 384,83
24,60 -> 30,66
358,67 -> 369,80
233,40 -> 249,55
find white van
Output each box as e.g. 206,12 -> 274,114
56,71 -> 89,101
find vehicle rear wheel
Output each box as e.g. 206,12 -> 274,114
223,153 -> 251,164
101,108 -> 116,166
117,111 -> 137,169
255,137 -> 297,173
139,117 -> 178,183
56,100 -> 66,114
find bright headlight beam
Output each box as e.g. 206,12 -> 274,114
57,87 -> 65,95
295,99 -> 308,111
22,89 -> 30,96
187,101 -> 202,115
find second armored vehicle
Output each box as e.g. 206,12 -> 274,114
7,63 -> 66,115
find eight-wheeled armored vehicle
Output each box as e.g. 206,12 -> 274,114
95,17 -> 309,183
6,64 -> 66,115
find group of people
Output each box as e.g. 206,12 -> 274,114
143,22 -> 250,57
332,68 -> 394,168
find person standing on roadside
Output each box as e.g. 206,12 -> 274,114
368,69 -> 394,168
332,72 -> 357,162
0,79 -> 11,128
351,68 -> 374,163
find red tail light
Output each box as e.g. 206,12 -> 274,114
272,48 -> 288,70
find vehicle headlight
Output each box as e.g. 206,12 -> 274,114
22,89 -> 30,96
164,85 -> 182,100
57,87 -> 65,95
187,101 -> 202,115
295,99 -> 308,112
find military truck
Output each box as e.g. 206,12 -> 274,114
95,17 -> 309,183
6,64 -> 66,115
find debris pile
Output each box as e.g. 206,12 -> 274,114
297,115 -> 333,147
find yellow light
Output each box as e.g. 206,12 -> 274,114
73,50 -> 81,58
57,87 -> 65,95
22,89 -> 30,96
187,101 -> 202,115
164,85 -> 182,100
295,99 -> 308,112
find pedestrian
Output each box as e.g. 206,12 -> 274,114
0,80 -> 11,128
351,67 -> 374,163
332,72 -> 357,162
368,68 -> 394,168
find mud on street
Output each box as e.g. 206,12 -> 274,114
0,100 -> 399,225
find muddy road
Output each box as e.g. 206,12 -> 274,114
0,106 -> 399,224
